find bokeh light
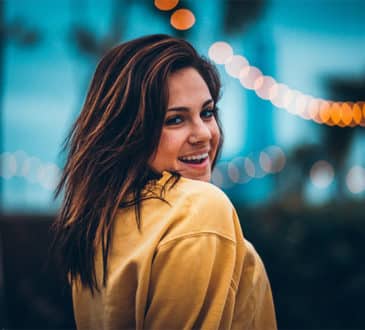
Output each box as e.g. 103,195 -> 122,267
1,151 -> 61,191
154,0 -> 179,11
346,165 -> 365,194
228,157 -> 252,184
13,150 -> 28,177
270,83 -> 290,109
319,101 -> 331,123
170,9 -> 195,30
308,98 -> 322,123
330,102 -> 341,125
295,93 -> 311,119
216,46 -> 365,127
255,76 -> 277,100
212,162 -> 234,189
211,167 -> 223,187
208,41 -> 233,64
1,152 -> 17,179
310,160 -> 334,189
259,151 -> 272,173
360,102 -> 365,127
38,163 -> 61,190
282,89 -> 298,113
224,55 -> 248,78
341,102 -> 353,126
239,66 -> 263,90
227,161 -> 240,183
352,103 -> 362,125
23,156 -> 42,183
263,146 -> 286,173
244,157 -> 256,178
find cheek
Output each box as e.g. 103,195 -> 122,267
211,121 -> 221,147
156,130 -> 185,159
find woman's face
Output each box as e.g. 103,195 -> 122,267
149,67 -> 220,182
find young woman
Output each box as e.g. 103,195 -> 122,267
53,34 -> 277,330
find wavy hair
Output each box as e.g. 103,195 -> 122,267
52,34 -> 223,292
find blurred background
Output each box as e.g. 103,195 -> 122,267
1,0 -> 365,328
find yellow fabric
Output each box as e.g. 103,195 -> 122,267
72,171 -> 277,330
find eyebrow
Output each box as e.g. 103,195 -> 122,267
167,99 -> 214,112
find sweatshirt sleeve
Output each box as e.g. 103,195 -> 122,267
144,233 -> 238,330
231,240 -> 277,330
144,183 -> 277,330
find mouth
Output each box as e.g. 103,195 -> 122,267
178,152 -> 209,165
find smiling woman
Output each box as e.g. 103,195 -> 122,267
52,34 -> 277,330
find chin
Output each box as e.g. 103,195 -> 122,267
185,172 -> 211,182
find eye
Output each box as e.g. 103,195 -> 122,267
165,115 -> 184,126
201,107 -> 216,119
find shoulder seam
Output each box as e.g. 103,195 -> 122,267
157,231 -> 236,250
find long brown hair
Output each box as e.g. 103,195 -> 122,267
52,34 -> 223,292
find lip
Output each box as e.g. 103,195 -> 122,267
178,156 -> 210,169
179,149 -> 210,158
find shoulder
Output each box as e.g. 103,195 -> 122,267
159,173 -> 240,244
164,173 -> 233,210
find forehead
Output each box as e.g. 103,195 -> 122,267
167,67 -> 212,107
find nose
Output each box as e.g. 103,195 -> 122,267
188,119 -> 212,144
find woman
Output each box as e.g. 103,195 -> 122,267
53,34 -> 277,330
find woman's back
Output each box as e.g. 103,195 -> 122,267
72,172 -> 276,330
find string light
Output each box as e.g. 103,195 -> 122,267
1,152 -> 17,179
225,55 -> 248,78
209,41 -> 365,127
212,145 -> 286,188
211,161 -> 235,189
208,42 -> 233,65
0,151 -> 60,191
239,66 -> 262,90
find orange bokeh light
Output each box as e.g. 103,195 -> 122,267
170,9 -> 195,30
341,102 -> 353,126
330,102 -> 341,125
154,0 -> 179,11
319,101 -> 331,123
357,102 -> 365,127
353,103 -> 362,125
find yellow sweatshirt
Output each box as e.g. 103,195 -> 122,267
72,171 -> 277,330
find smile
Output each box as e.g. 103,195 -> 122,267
178,152 -> 209,164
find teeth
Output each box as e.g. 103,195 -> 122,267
180,153 -> 208,161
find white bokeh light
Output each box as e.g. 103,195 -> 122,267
208,42 -> 233,64
270,83 -> 291,109
228,157 -> 252,184
23,156 -> 42,183
13,150 -> 28,177
255,76 -> 277,100
224,55 -> 248,78
244,157 -> 256,178
346,165 -> 365,194
310,160 -> 335,189
264,146 -> 286,173
1,152 -> 17,179
38,163 -> 61,190
239,66 -> 263,90
259,151 -> 272,173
